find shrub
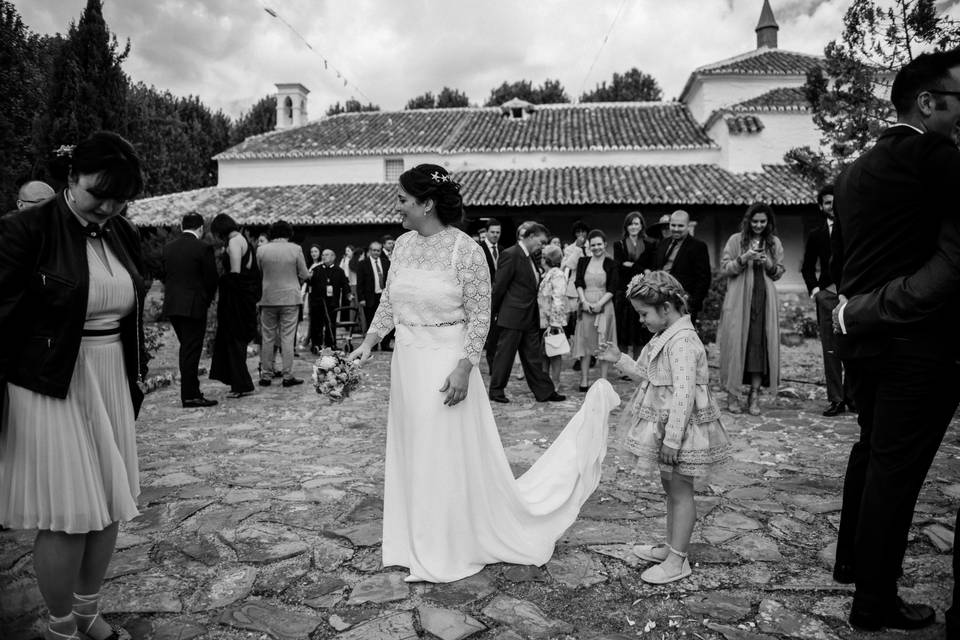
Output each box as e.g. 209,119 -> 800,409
782,302 -> 819,338
698,269 -> 728,344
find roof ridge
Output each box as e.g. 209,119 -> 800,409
693,47 -> 822,74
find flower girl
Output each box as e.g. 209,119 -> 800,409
597,271 -> 731,584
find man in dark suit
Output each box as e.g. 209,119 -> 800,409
800,184 -> 853,417
356,240 -> 392,350
488,221 -> 565,403
479,218 -> 504,372
651,210 -> 711,325
828,49 -> 960,633
162,212 -> 219,408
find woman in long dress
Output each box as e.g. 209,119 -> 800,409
717,203 -> 785,415
349,164 -> 619,583
0,132 -> 147,640
613,212 -> 656,359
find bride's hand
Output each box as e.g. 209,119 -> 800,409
348,342 -> 374,366
440,362 -> 471,407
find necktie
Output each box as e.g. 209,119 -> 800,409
374,259 -> 384,290
492,244 -> 498,261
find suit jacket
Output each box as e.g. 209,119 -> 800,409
356,254 -> 390,306
161,231 -> 218,319
491,244 -> 541,330
652,234 -> 711,314
256,240 -> 309,306
832,125 -> 960,357
479,240 -> 503,277
800,223 -> 835,296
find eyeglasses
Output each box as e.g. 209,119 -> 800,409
926,89 -> 960,98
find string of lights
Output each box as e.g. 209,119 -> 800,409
576,0 -> 631,102
262,4 -> 376,106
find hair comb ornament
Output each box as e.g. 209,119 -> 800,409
54,144 -> 75,159
430,171 -> 451,183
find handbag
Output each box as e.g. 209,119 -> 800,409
544,328 -> 570,357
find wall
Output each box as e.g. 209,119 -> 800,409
218,148 -> 722,187
685,75 -> 806,124
721,112 -> 821,172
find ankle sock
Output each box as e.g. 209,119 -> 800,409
73,592 -> 112,640
46,613 -> 78,640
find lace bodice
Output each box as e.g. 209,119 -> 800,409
369,227 -> 491,365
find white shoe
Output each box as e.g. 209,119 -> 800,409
640,557 -> 692,584
632,543 -> 669,562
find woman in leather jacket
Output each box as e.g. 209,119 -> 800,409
0,131 -> 147,640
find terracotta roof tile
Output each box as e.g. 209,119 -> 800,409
729,86 -> 810,112
215,103 -> 716,160
726,114 -> 765,134
694,48 -> 822,76
128,165 -> 815,227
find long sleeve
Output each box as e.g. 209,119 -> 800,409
690,241 -> 712,309
663,336 -> 699,449
491,248 -> 515,317
202,243 -> 218,300
455,240 -> 492,365
719,234 -> 745,278
800,230 -> 820,295
765,236 -> 786,281
614,352 -> 646,381
367,266 -> 395,338
548,271 -> 567,326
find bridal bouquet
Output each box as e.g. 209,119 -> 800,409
312,348 -> 362,402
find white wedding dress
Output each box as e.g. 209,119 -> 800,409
368,227 -> 620,583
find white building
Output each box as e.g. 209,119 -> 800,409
129,0 -> 828,290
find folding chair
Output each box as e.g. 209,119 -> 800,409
334,305 -> 364,352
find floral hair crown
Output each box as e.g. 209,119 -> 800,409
627,272 -> 688,304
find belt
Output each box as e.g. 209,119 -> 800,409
82,327 -> 121,336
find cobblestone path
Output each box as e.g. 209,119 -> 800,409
2,348 -> 958,640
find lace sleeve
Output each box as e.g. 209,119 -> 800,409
367,245 -> 398,339
455,237 -> 492,365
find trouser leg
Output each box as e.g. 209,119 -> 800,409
279,305 -> 299,377
170,315 -> 205,401
816,290 -> 844,404
517,327 -> 556,400
489,327 -> 521,397
259,307 -> 279,377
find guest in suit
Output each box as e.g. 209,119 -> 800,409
161,212 -> 219,408
613,212 -> 656,359
717,204 -> 785,416
381,234 -> 396,260
562,220 -> 590,341
480,218 -> 504,371
800,185 -> 854,417
651,210 -> 711,326
488,221 -> 566,403
828,49 -> 960,633
573,229 -> 618,391
308,248 -> 349,350
356,240 -> 392,350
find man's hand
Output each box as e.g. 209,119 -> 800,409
831,294 -> 848,334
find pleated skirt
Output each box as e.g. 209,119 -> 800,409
0,334 -> 140,533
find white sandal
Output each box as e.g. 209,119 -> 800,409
632,542 -> 669,562
640,545 -> 692,584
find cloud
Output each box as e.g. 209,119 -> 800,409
15,0 -> 856,118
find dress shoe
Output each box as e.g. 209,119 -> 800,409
182,397 -> 218,408
572,360 -> 582,371
281,377 -> 304,387
846,399 -> 858,413
540,392 -> 566,402
832,563 -> 854,584
849,597 -> 936,631
822,401 -> 846,417
490,395 -> 510,404
259,378 -> 272,387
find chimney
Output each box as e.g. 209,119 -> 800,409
275,83 -> 310,130
755,0 -> 779,49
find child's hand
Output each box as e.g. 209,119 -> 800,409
595,341 -> 621,363
659,444 -> 679,465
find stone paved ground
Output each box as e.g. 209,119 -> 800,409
2,329 -> 959,640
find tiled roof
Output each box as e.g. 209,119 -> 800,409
729,87 -> 810,112
215,103 -> 716,160
127,165 -> 815,227
726,114 -> 765,134
694,48 -> 822,76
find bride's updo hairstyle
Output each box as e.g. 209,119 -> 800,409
398,164 -> 464,225
626,270 -> 689,315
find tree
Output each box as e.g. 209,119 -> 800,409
0,1 -> 47,199
436,87 -> 469,108
785,0 -> 960,186
484,79 -> 570,106
326,98 -> 380,116
35,0 -> 130,181
580,68 -> 663,102
406,91 -> 436,109
231,94 -> 276,144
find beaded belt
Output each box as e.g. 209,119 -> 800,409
403,319 -> 466,328
82,327 -> 121,336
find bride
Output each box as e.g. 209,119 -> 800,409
349,164 -> 619,583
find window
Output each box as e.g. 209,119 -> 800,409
284,96 -> 293,120
384,158 -> 404,182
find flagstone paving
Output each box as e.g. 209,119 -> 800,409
1,341 -> 959,640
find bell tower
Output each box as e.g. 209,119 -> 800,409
275,83 -> 310,130
755,0 -> 779,49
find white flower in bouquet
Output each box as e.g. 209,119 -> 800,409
318,355 -> 339,371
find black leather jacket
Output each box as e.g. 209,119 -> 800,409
0,192 -> 148,416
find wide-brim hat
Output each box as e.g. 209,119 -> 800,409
646,215 -> 671,237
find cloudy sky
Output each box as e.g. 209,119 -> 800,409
10,0 -> 927,119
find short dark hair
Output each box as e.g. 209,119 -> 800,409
587,229 -> 606,242
181,212 -> 204,231
486,217 -> 501,229
518,221 -> 548,239
398,164 -> 465,226
572,220 -> 590,235
269,220 -> 293,240
210,213 -> 239,240
380,234 -> 394,244
70,131 -> 143,201
816,184 -> 834,207
890,47 -> 960,116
